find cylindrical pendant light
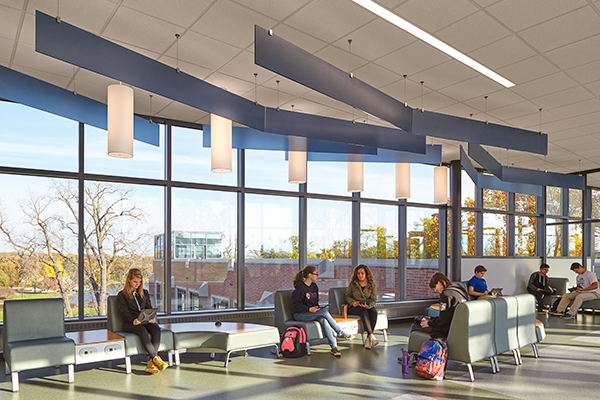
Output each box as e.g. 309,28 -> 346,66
288,151 -> 307,184
434,165 -> 448,204
348,161 -> 364,192
395,163 -> 410,199
211,113 -> 232,173
107,84 -> 134,158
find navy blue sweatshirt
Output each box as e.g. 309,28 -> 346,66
291,282 -> 319,314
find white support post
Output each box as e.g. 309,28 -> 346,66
68,364 -> 74,383
125,357 -> 132,374
11,371 -> 19,392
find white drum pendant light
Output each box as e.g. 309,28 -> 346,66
288,151 -> 307,184
348,161 -> 364,192
395,163 -> 410,199
434,165 -> 448,204
211,113 -> 232,173
107,84 -> 134,158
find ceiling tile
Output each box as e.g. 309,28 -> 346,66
314,44 -> 368,74
583,79 -> 600,98
219,50 -> 275,85
564,110 -> 600,128
376,40 -> 450,77
380,77 -> 432,106
435,11 -> 511,53
550,98 -> 600,120
437,75 -> 508,102
518,7 -> 600,53
511,72 -> 577,99
164,30 -> 241,72
532,86 -> 594,110
0,5 -> 21,41
190,0 -> 269,49
123,0 -> 212,28
204,72 -> 256,99
497,55 -> 558,86
544,33 -> 600,70
0,36 -> 12,64
269,23 -> 328,55
352,62 -> 402,89
467,35 -> 536,71
410,60 -> 478,91
396,0 -> 478,33
286,0 -> 374,44
486,0 -> 587,32
261,76 -> 313,99
567,59 -> 600,84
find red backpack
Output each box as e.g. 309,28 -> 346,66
281,326 -> 307,358
414,339 -> 448,380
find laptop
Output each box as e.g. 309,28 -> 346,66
138,308 -> 158,324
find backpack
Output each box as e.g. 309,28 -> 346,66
281,326 -> 307,358
414,339 -> 448,380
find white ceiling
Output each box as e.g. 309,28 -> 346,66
2,0 -> 600,186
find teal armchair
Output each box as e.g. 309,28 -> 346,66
3,298 -> 75,392
274,289 -> 324,354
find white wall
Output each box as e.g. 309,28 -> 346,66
461,258 -> 578,295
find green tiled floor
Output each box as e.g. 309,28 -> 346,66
2,312 -> 600,399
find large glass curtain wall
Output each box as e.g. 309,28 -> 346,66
0,101 -> 593,319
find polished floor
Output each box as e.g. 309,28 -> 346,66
2,312 -> 599,400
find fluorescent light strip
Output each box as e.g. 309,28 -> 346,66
352,0 -> 515,88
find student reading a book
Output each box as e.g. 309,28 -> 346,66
117,268 -> 168,374
291,266 -> 351,357
345,264 -> 378,349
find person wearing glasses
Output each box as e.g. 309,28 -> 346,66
345,264 -> 379,349
291,266 -> 352,357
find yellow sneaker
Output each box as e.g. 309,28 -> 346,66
153,356 -> 169,371
145,359 -> 159,374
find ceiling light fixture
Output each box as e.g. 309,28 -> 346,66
351,0 -> 515,88
107,83 -> 133,158
348,161 -> 364,192
395,163 -> 410,199
433,165 -> 448,204
211,113 -> 232,173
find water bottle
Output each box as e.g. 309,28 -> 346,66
401,349 -> 409,374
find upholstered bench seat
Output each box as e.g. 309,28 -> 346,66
4,337 -> 75,373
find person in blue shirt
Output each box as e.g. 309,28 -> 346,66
291,266 -> 351,357
468,265 -> 489,299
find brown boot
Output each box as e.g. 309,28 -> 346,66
145,359 -> 159,374
153,356 -> 169,371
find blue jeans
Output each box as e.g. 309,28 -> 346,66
294,308 -> 342,347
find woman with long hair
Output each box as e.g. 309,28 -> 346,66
116,268 -> 168,374
345,264 -> 379,349
291,266 -> 351,357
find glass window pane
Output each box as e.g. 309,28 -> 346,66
593,190 -> 600,220
245,150 -> 296,191
0,175 -> 78,319
245,194 -> 298,309
85,125 -> 165,179
483,189 -> 507,211
546,218 -> 563,257
0,102 -> 78,172
407,207 -> 439,298
569,189 -> 582,218
594,222 -> 600,268
569,223 -> 582,257
307,162 -> 349,197
307,199 -> 352,303
515,216 -> 536,256
411,164 -> 435,204
515,193 -> 536,214
461,211 -> 476,256
83,181 -> 163,316
461,170 -> 475,208
546,187 -> 562,216
363,163 -> 396,200
360,204 -> 398,300
171,188 -> 237,311
172,126 -> 237,186
483,213 -> 506,256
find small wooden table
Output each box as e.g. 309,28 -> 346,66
330,315 -> 360,335
160,322 -> 280,367
65,329 -> 126,365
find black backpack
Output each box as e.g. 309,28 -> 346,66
281,326 -> 307,358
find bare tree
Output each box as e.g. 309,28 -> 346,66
55,181 -> 150,316
0,194 -> 76,316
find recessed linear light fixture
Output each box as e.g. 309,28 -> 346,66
352,0 -> 515,88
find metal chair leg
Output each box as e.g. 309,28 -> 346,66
11,371 -> 19,392
68,364 -> 74,383
467,363 -> 474,382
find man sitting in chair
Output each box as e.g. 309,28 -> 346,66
527,263 -> 554,313
550,262 -> 600,319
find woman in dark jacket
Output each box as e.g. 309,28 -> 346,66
117,268 -> 168,374
345,264 -> 378,349
412,272 -> 468,339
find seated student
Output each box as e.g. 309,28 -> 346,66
292,266 -> 351,357
469,265 -> 490,299
410,273 -> 468,339
527,263 -> 554,313
117,268 -> 168,374
550,262 -> 600,319
345,264 -> 378,349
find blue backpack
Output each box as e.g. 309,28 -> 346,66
414,339 -> 448,380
